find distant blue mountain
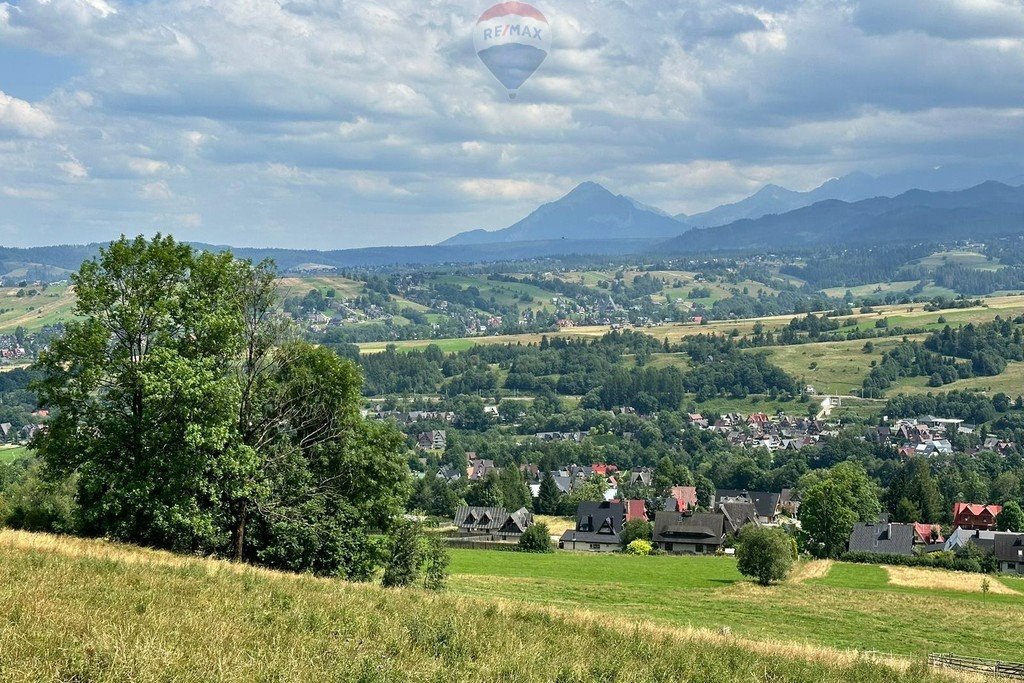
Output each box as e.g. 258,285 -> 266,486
440,181 -> 689,245
680,163 -> 1024,228
662,181 -> 1024,253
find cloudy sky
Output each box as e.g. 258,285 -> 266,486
2,0 -> 1024,249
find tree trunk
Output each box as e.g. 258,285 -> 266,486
232,504 -> 247,562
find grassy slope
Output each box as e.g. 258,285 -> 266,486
757,336 -> 916,395
0,531 -> 957,683
0,446 -> 29,465
449,550 -> 1024,662
0,284 -> 76,333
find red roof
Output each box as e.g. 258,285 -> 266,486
952,502 -> 1002,530
912,522 -> 944,544
625,499 -> 647,522
668,486 -> 698,511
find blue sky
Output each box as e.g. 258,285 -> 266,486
2,0 -> 1024,249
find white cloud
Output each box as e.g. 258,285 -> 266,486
0,0 -> 1023,247
140,180 -> 173,200
0,90 -> 55,137
126,157 -> 169,176
58,153 -> 88,180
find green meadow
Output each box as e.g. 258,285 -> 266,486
449,550 -> 1024,662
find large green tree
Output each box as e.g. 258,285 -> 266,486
997,501 -> 1024,532
799,462 -> 881,559
35,235 -> 408,577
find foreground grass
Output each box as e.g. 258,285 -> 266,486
0,531 -> 973,683
448,550 -> 1024,662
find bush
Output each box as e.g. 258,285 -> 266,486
0,461 -> 79,534
625,539 -> 652,555
381,522 -> 452,590
736,526 -> 794,586
518,523 -> 553,553
620,518 -> 653,548
382,521 -> 423,588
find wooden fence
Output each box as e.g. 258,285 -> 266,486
928,653 -> 1024,680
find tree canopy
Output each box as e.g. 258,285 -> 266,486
34,235 -> 408,577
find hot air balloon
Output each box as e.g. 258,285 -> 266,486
473,2 -> 550,100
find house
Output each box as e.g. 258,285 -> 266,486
624,499 -> 648,522
994,533 -> 1024,575
628,468 -> 653,487
453,505 -> 532,539
943,527 -> 998,554
559,501 -> 625,552
416,430 -> 447,451
436,465 -> 462,483
847,522 -> 915,556
714,490 -> 782,524
0,422 -> 12,443
779,489 -> 800,518
652,511 -> 726,555
952,502 -> 1003,531
466,459 -> 497,481
719,501 -> 760,535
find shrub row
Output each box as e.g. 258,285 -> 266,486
840,550 -> 997,574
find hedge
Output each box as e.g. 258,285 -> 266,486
840,550 -> 997,574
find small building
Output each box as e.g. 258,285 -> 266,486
847,522 -> 915,556
994,533 -> 1024,575
453,505 -> 532,539
952,502 -> 1003,531
416,430 -> 447,451
911,522 -> 944,546
559,501 -> 625,552
652,511 -> 726,555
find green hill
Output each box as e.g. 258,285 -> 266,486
0,530 -> 966,683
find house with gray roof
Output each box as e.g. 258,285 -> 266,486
847,522 -> 915,556
719,501 -> 760,535
453,505 -> 532,539
559,501 -> 625,552
994,533 -> 1024,575
652,511 -> 726,555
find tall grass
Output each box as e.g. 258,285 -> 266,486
0,530 -> 972,682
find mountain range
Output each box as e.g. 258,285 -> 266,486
662,181 -> 1024,253
678,163 -> 1024,228
5,170 -> 1024,278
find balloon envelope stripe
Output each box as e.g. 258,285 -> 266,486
477,2 -> 547,23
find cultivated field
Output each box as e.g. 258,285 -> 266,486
358,294 -> 1024,354
0,531 -> 965,683
449,550 -> 1024,661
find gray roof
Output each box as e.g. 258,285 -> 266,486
944,527 -> 997,552
454,505 -> 532,534
573,501 -> 624,536
653,511 -> 726,545
720,501 -> 760,534
847,522 -> 915,556
714,490 -> 782,520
